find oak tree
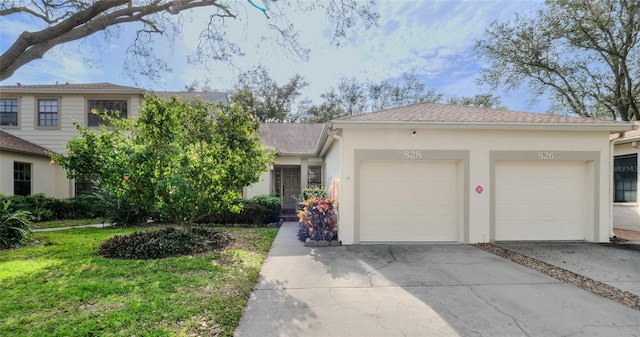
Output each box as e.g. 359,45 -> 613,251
0,0 -> 379,81
476,0 -> 640,120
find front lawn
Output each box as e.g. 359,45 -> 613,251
0,226 -> 277,337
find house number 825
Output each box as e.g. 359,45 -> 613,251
537,152 -> 554,160
404,151 -> 422,159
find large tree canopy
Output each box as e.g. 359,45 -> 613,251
230,65 -> 307,122
0,0 -> 379,81
51,94 -> 273,232
476,0 -> 640,121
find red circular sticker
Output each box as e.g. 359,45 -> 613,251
475,185 -> 484,194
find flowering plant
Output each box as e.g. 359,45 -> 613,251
297,197 -> 337,242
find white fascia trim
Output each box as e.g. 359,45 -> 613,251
331,121 -> 636,133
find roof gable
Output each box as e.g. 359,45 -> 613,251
259,123 -> 325,155
0,129 -> 52,156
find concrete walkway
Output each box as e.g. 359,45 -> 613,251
235,222 -> 640,336
32,223 -> 113,232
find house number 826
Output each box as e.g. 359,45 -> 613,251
404,151 -> 422,159
537,152 -> 554,160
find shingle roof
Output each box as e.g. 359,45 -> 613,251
154,91 -> 229,104
336,102 -> 632,126
259,123 -> 325,155
0,129 -> 52,157
0,82 -> 144,94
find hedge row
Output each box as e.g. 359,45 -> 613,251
0,194 -> 106,222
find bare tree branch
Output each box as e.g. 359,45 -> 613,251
1,0 -> 379,82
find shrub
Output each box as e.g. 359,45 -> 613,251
0,194 -> 107,222
246,195 -> 281,223
67,194 -> 107,219
0,201 -> 32,249
297,197 -> 337,242
201,195 -> 281,226
98,226 -> 231,259
301,188 -> 328,200
92,187 -> 149,227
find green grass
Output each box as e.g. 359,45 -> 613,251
0,226 -> 277,337
30,218 -> 106,229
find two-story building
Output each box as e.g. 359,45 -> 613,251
0,83 -> 229,198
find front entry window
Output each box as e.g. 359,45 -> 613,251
308,165 -> 322,188
614,154 -> 637,202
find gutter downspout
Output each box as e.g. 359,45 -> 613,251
610,132 -> 626,241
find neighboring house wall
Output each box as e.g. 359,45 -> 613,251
3,93 -> 142,154
0,151 -> 68,198
0,84 -> 145,198
613,142 -> 640,231
336,127 -> 613,245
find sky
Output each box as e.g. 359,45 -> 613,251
0,0 -> 549,113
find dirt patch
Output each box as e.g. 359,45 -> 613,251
614,228 -> 640,242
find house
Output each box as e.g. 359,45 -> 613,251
2,82 -> 636,244
244,102 -> 635,244
612,128 -> 640,232
0,83 -> 228,197
243,123 -> 327,210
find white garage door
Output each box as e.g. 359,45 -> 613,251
495,161 -> 589,241
359,160 -> 459,242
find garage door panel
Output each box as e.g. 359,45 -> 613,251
496,161 -> 588,241
359,160 -> 459,242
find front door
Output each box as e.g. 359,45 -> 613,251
277,167 -> 301,210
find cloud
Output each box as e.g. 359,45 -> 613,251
1,0 -> 548,112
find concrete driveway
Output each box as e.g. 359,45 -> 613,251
235,223 -> 640,337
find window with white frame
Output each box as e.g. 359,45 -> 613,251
0,98 -> 18,126
87,100 -> 128,126
38,99 -> 58,126
14,162 -> 31,196
614,154 -> 637,202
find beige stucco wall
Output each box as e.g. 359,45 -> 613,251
324,137 -> 342,199
336,127 -> 613,245
244,170 -> 271,199
243,155 -> 325,199
612,142 -> 640,230
0,151 -> 71,198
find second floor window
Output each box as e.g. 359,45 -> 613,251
0,98 -> 18,126
38,99 -> 58,126
88,100 -> 128,126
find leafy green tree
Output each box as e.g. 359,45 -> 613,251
302,71 -> 444,122
476,0 -> 640,120
446,93 -> 505,109
230,66 -> 308,122
52,94 -> 273,233
0,1 -> 379,81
